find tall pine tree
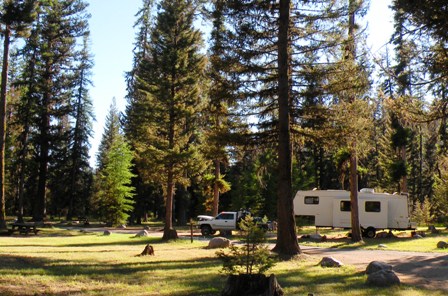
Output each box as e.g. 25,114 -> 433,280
93,101 -> 135,226
131,0 -> 207,240
0,0 -> 36,229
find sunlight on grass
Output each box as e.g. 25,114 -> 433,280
297,226 -> 448,253
0,228 -> 446,295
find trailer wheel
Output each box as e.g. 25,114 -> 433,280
201,225 -> 213,236
364,227 -> 376,238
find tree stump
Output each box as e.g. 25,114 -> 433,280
221,274 -> 283,296
139,244 -> 155,256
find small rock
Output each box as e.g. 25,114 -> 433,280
118,224 -> 126,229
135,230 -> 149,237
366,269 -> 400,287
310,233 -> 326,242
366,261 -> 392,275
378,244 -> 388,249
413,234 -> 423,239
103,230 -> 111,236
319,256 -> 343,268
437,241 -> 448,249
207,237 -> 231,249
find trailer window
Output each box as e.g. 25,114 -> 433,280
340,201 -> 351,212
365,201 -> 381,212
304,196 -> 319,204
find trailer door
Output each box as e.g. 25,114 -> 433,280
333,199 -> 351,228
361,200 -> 388,229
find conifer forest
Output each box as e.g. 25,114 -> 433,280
0,0 -> 447,253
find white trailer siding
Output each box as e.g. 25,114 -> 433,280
294,189 -> 414,231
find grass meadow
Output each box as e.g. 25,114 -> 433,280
0,226 -> 447,295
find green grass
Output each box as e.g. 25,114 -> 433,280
297,226 -> 448,252
0,228 -> 446,295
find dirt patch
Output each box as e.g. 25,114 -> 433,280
301,246 -> 448,291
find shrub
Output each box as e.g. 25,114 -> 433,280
216,215 -> 274,275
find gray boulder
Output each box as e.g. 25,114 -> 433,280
309,233 -> 327,242
366,269 -> 400,287
103,230 -> 111,236
437,241 -> 448,249
118,224 -> 126,229
366,261 -> 392,275
319,256 -> 343,268
207,237 -> 231,249
135,230 -> 149,237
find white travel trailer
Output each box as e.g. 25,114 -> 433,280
294,188 -> 416,238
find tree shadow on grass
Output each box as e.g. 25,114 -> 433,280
0,254 -> 224,295
276,258 -> 446,295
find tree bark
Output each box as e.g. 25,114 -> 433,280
34,61 -> 52,222
0,25 -> 10,230
212,159 -> 220,216
347,0 -> 362,242
163,169 -> 178,240
272,0 -> 301,256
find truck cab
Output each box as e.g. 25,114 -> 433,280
197,210 -> 252,236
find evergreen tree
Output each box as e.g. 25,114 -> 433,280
131,0 -> 207,240
124,0 -> 159,225
220,0 -> 357,254
11,11 -> 42,223
93,103 -> 135,226
97,98 -> 120,170
30,0 -> 90,222
204,0 -> 240,216
65,33 -> 94,220
0,0 -> 36,229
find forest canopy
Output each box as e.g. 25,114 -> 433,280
0,0 -> 447,239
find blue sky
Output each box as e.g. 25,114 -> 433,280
87,0 -> 140,165
86,0 -> 393,166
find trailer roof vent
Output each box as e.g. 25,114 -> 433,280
360,188 -> 375,194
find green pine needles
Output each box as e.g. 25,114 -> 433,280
93,102 -> 135,226
216,215 -> 274,275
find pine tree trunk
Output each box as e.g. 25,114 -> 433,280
272,0 -> 301,256
34,100 -> 50,222
349,147 -> 362,241
0,25 -> 10,230
347,0 -> 362,242
163,170 -> 178,240
400,146 -> 408,193
213,159 -> 220,216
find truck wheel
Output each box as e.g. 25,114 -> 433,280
201,225 -> 213,236
364,227 -> 376,238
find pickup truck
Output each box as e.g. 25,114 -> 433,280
197,211 -> 268,236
